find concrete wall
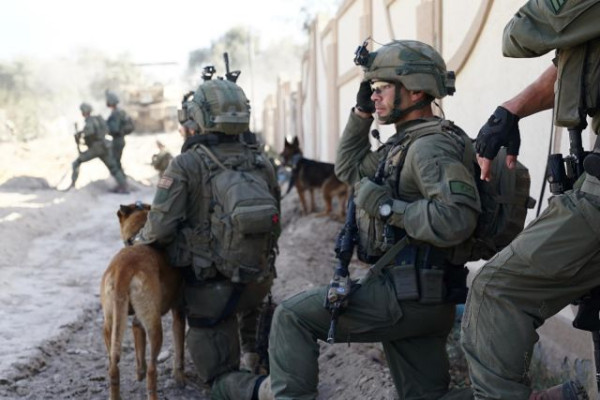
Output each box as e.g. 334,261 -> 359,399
264,0 -> 599,392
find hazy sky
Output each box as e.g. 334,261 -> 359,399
0,0 -> 338,65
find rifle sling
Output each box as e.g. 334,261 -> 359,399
357,235 -> 409,285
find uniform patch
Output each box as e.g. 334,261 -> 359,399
449,181 -> 476,200
548,0 -> 566,14
157,176 -> 174,189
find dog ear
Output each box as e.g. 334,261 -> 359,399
292,137 -> 299,146
143,204 -> 151,211
118,204 -> 132,217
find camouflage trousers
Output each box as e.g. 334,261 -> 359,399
268,271 -> 474,400
71,141 -> 127,187
461,183 -> 600,399
111,135 -> 126,171
184,274 -> 273,400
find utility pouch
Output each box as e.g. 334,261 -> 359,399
388,264 -> 419,301
418,268 -> 445,304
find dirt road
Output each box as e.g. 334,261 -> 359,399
0,133 -> 467,399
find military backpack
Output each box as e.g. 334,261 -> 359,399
195,143 -> 280,283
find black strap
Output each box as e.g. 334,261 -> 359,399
187,283 -> 245,328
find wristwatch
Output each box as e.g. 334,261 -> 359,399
379,201 -> 392,219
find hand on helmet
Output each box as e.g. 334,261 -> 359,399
475,106 -> 520,181
356,81 -> 375,114
354,177 -> 392,218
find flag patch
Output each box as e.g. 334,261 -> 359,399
157,176 -> 174,189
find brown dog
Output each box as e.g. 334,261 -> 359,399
100,203 -> 185,400
281,137 -> 348,219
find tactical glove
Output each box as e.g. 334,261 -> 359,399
356,81 -> 375,113
354,177 -> 392,218
476,106 -> 521,159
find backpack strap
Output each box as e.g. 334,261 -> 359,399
198,144 -> 229,170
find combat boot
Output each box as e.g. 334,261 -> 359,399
529,380 -> 589,400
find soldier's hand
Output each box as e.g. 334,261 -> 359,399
475,106 -> 520,180
356,81 -> 375,114
325,269 -> 351,309
354,177 -> 391,217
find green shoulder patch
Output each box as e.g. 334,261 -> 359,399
548,0 -> 566,14
449,180 -> 476,200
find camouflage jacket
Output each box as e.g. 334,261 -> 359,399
106,108 -> 128,137
82,115 -> 108,147
503,0 -> 600,132
335,111 -> 480,251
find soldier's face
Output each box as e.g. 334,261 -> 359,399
370,81 -> 395,118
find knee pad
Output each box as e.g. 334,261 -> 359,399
186,318 -> 240,383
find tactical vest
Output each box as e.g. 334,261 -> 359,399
83,116 -> 108,146
356,119 -> 534,265
181,142 -> 280,284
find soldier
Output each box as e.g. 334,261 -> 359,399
266,40 -> 478,399
151,140 -> 173,178
105,90 -> 133,171
461,1 -> 600,399
70,102 -> 128,193
135,78 -> 279,400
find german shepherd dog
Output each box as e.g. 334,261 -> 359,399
100,202 -> 185,400
281,137 -> 348,219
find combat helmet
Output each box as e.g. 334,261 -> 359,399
184,79 -> 250,135
357,40 -> 455,123
80,102 -> 93,114
105,90 -> 119,106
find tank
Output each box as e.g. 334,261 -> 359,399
121,82 -> 178,133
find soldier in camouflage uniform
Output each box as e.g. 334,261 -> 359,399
70,102 -> 128,193
266,40 -> 478,400
461,1 -> 600,399
136,79 -> 279,400
105,91 -> 131,171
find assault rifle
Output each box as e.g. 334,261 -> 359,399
73,123 -> 82,154
324,196 -> 357,344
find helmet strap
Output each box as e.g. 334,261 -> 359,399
379,83 -> 433,124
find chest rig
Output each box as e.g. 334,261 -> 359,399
355,119 -> 470,304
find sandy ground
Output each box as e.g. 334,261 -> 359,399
0,131 -> 468,399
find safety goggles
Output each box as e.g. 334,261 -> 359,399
370,81 -> 394,94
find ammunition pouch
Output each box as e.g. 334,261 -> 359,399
384,243 -> 468,304
167,227 -> 219,280
356,211 -> 396,263
554,39 -> 600,129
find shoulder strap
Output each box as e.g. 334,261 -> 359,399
198,144 -> 229,170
